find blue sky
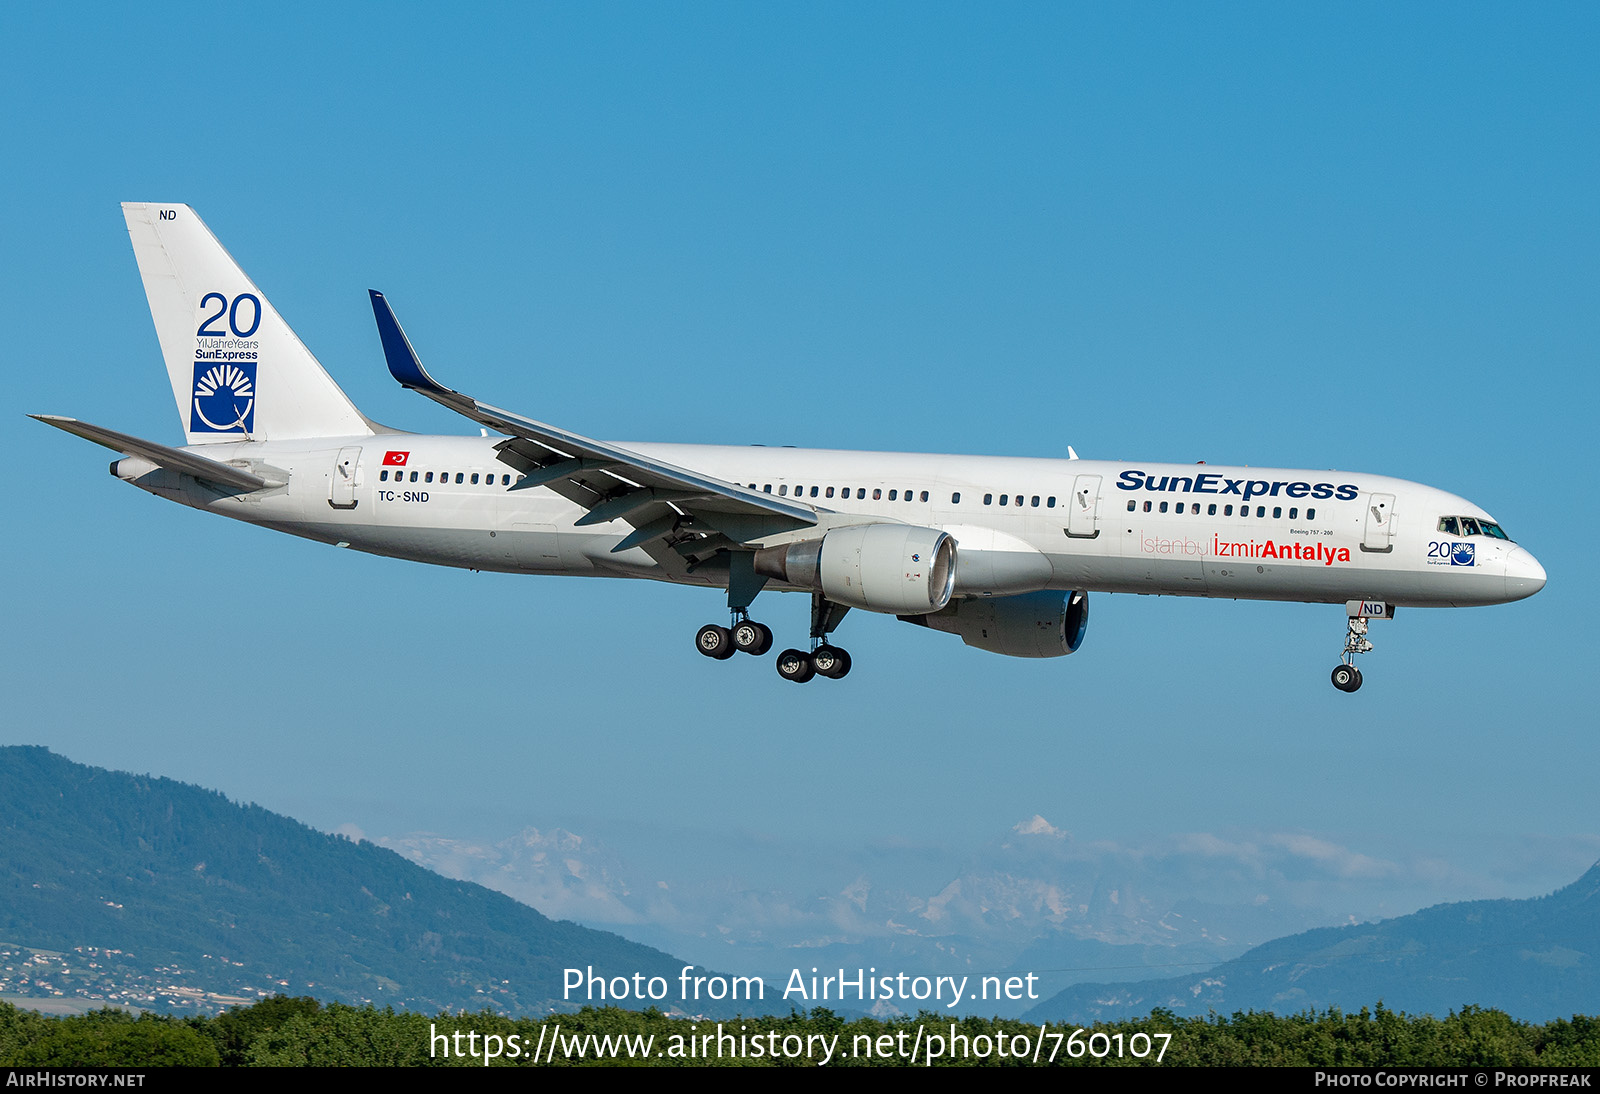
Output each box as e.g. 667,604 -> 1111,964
3,4 -> 1596,960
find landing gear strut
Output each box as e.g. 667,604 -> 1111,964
695,556 -> 854,682
1331,600 -> 1390,692
778,593 -> 853,684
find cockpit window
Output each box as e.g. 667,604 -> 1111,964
1438,515 -> 1513,542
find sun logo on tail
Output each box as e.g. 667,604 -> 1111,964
190,362 -> 257,433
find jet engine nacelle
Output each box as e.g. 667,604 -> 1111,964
755,524 -> 957,615
902,590 -> 1089,658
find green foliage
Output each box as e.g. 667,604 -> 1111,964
246,1004 -> 436,1066
8,998 -> 1599,1067
207,994 -> 322,1066
4,1009 -> 219,1066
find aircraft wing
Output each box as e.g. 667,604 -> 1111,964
369,292 -> 818,565
31,415 -> 270,492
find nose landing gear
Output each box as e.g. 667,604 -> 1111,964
1331,600 -> 1391,692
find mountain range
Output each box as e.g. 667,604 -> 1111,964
0,746 -> 759,1016
1025,862 -> 1600,1023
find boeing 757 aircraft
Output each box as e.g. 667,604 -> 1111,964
34,204 -> 1547,690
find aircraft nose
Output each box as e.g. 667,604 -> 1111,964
1505,547 -> 1547,600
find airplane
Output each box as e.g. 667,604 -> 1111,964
34,203 -> 1547,691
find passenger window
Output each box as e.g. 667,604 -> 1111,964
456,473 -> 464,484
779,485 -> 788,496
504,475 -> 512,486
856,488 -> 866,499
1307,508 -> 1316,520
889,489 -> 898,501
410,471 -> 419,482
379,470 -> 388,481
1047,497 -> 1056,508
999,494 -> 1009,506
952,492 -> 961,504
1208,503 -> 1216,515
1273,506 -> 1282,519
1256,506 -> 1266,518
920,491 -> 929,502
1143,500 -> 1151,513
825,487 -> 834,498
763,484 -> 772,493
873,488 -> 882,500
1289,507 -> 1297,519
810,486 -> 819,497
1031,495 -> 1040,507
1127,500 -> 1135,512
1159,501 -> 1168,513
424,472 -> 433,483
984,494 -> 993,505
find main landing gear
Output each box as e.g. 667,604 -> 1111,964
1331,600 -> 1391,692
695,615 -> 772,660
694,591 -> 853,684
776,643 -> 852,683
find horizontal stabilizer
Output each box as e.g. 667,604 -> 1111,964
31,415 -> 269,492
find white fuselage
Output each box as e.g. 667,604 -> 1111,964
121,434 -> 1547,611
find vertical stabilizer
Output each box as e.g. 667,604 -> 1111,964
122,203 -> 373,444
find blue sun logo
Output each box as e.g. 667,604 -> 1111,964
190,361 -> 257,433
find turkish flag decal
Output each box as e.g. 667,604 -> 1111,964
383,451 -> 410,466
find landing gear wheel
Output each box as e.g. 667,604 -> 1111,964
776,648 -> 816,683
811,645 -> 852,679
1331,664 -> 1363,692
696,624 -> 736,660
732,620 -> 773,656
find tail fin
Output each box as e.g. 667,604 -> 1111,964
122,203 -> 373,444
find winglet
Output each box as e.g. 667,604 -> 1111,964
369,290 -> 448,394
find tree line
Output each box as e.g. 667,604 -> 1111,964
3,997 -> 1600,1066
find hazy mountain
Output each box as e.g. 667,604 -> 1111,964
379,815 -> 1443,1012
1025,861 -> 1600,1024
